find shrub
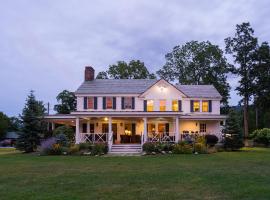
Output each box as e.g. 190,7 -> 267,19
224,134 -> 244,151
68,145 -> 80,155
250,128 -> 270,146
172,142 -> 193,154
205,134 -> 219,147
142,142 -> 156,154
40,137 -> 63,155
194,143 -> 207,154
78,143 -> 92,151
91,143 -> 108,155
53,125 -> 74,142
55,133 -> 69,147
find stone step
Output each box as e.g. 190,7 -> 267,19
110,144 -> 142,154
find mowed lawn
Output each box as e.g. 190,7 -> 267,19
0,148 -> 270,200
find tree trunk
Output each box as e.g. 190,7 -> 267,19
255,106 -> 258,128
243,98 -> 249,139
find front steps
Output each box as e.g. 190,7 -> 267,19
109,144 -> 142,155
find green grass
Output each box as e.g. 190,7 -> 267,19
0,148 -> 270,200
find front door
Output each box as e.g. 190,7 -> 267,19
102,123 -> 117,143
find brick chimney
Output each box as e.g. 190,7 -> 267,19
85,66 -> 95,81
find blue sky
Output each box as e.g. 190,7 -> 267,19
0,0 -> 270,116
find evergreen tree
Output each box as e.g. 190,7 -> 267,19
0,112 -> 10,139
224,109 -> 244,150
16,91 -> 46,152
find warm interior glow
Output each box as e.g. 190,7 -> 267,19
202,101 -> 209,112
106,97 -> 113,109
159,100 -> 166,111
193,101 -> 200,112
172,100 -> 178,111
104,117 -> 108,121
147,100 -> 154,111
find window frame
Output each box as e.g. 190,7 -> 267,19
106,97 -> 113,109
87,97 -> 94,109
172,100 -> 178,112
193,100 -> 200,112
123,97 -> 132,109
159,100 -> 166,111
147,100 -> 154,112
202,100 -> 209,112
199,123 -> 207,133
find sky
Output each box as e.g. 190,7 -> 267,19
0,0 -> 270,116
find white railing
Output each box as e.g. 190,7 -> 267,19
147,132 -> 176,143
80,132 -> 108,143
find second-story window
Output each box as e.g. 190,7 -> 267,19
124,97 -> 132,109
87,97 -> 94,109
193,100 -> 200,112
160,100 -> 166,111
202,101 -> 209,112
147,100 -> 154,111
172,100 -> 178,111
106,97 -> 113,109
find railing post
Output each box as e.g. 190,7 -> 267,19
75,117 -> 80,144
175,117 -> 179,143
108,117 -> 112,151
143,117 -> 148,143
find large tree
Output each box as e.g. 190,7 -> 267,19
54,90 -> 76,114
157,41 -> 231,106
16,91 -> 46,152
0,112 -> 10,139
96,60 -> 156,79
225,22 -> 258,138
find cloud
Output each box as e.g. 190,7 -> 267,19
0,0 -> 269,115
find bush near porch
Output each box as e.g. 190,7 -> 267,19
250,128 -> 270,146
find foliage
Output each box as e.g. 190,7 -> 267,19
142,142 -> 158,153
194,143 -> 207,154
78,143 -> 92,151
53,125 -> 74,143
225,22 -> 258,138
96,60 -> 156,79
8,116 -> 22,131
55,133 -> 69,147
250,128 -> 270,146
172,142 -> 193,154
16,91 -> 46,153
157,40 -> 231,106
68,144 -> 80,155
91,143 -> 108,155
54,90 -> 76,114
205,134 -> 219,147
40,137 -> 62,155
0,112 -> 10,139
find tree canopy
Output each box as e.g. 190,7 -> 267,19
96,60 -> 156,79
157,40 -> 232,106
0,112 -> 10,139
54,90 -> 76,114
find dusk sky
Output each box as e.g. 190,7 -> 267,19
1,0 -> 270,116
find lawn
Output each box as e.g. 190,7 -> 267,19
0,148 -> 270,200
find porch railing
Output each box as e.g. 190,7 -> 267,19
147,132 -> 176,143
80,133 -> 108,143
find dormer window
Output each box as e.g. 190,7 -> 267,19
193,101 -> 200,112
202,101 -> 209,112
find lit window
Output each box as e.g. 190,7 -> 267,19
200,123 -> 206,133
106,97 -> 113,109
87,97 -> 94,109
202,101 -> 209,112
160,100 -> 166,111
147,100 -> 154,111
172,100 -> 178,111
124,97 -> 132,109
193,101 -> 200,112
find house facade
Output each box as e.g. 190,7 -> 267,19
45,66 -> 226,152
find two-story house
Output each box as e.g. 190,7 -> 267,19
45,66 -> 226,153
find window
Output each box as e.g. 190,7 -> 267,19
200,123 -> 207,133
202,101 -> 209,112
87,97 -> 94,109
159,100 -> 166,111
172,100 -> 178,111
124,97 -> 132,109
148,123 -> 155,133
193,101 -> 200,112
147,100 -> 154,111
106,97 -> 113,109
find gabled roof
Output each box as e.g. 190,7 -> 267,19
75,79 -> 158,94
176,84 -> 222,98
74,79 -> 222,99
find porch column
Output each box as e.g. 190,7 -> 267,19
175,117 -> 179,143
108,117 -> 112,151
51,122 -> 55,131
143,117 -> 148,143
75,117 -> 80,144
87,121 -> 90,133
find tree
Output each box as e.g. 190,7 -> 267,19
53,125 -> 74,143
96,71 -> 108,79
0,112 -> 10,139
96,60 -> 156,79
16,91 -> 46,152
8,116 -> 22,131
225,22 -> 258,138
54,90 -> 76,114
224,109 -> 244,150
157,41 -> 231,107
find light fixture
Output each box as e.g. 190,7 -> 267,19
104,117 -> 108,121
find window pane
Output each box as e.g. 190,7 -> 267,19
200,123 -> 206,133
160,100 -> 166,111
172,100 -> 178,111
87,97 -> 94,109
124,97 -> 132,109
193,101 -> 200,112
147,100 -> 154,111
106,97 -> 113,109
202,101 -> 209,112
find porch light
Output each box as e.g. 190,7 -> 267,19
104,117 -> 108,121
